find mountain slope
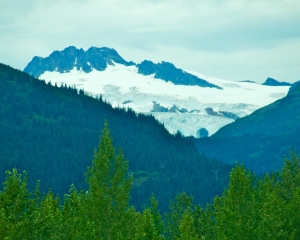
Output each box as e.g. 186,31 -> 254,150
137,60 -> 221,88
23,46 -> 290,137
212,83 -> 300,137
24,46 -> 219,89
194,83 -> 300,173
0,63 -> 231,211
24,46 -> 135,76
262,77 -> 292,86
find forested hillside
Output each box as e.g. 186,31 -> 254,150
194,83 -> 300,173
212,82 -> 300,138
1,123 -> 299,239
0,63 -> 231,211
194,133 -> 300,173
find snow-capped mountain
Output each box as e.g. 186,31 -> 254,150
24,46 -> 290,137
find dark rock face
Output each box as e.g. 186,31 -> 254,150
168,105 -> 188,113
239,80 -> 257,84
24,46 -> 135,77
205,107 -> 223,117
205,108 -> 239,120
151,102 -> 189,113
138,60 -> 222,89
219,111 -> 239,120
24,46 -> 222,89
151,102 -> 169,112
262,77 -> 291,86
137,60 -> 156,75
197,128 -> 209,138
122,100 -> 133,105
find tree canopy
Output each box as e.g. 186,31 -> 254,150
1,121 -> 300,239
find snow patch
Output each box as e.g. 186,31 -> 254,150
40,63 -> 290,137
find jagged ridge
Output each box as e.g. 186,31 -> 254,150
24,46 -> 222,89
24,46 -> 135,77
262,77 -> 291,86
138,60 -> 222,89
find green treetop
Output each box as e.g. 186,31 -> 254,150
85,120 -> 136,239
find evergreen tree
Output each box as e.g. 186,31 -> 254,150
212,165 -> 255,239
177,209 -> 198,240
62,185 -> 94,239
193,204 -> 216,239
32,190 -> 62,239
134,195 -> 165,240
165,193 -> 194,240
85,120 -> 135,239
0,169 -> 39,239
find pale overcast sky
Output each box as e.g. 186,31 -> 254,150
1,0 -> 299,83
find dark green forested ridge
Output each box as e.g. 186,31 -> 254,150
194,133 -> 300,174
194,82 -> 300,173
0,63 -> 231,211
212,83 -> 300,138
1,123 -> 300,239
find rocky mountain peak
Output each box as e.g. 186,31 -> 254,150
137,60 -> 222,89
24,46 -> 222,89
262,77 -> 291,86
24,46 -> 135,77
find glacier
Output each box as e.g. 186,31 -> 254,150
39,63 -> 289,137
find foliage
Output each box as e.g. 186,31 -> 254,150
195,133 -> 300,173
85,121 -> 136,239
0,63 -> 231,211
1,63 -> 300,239
164,193 -> 194,239
0,119 -> 300,239
134,196 -> 165,240
198,151 -> 300,239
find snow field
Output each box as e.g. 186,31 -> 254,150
40,63 -> 289,137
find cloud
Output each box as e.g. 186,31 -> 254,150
0,0 -> 299,82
